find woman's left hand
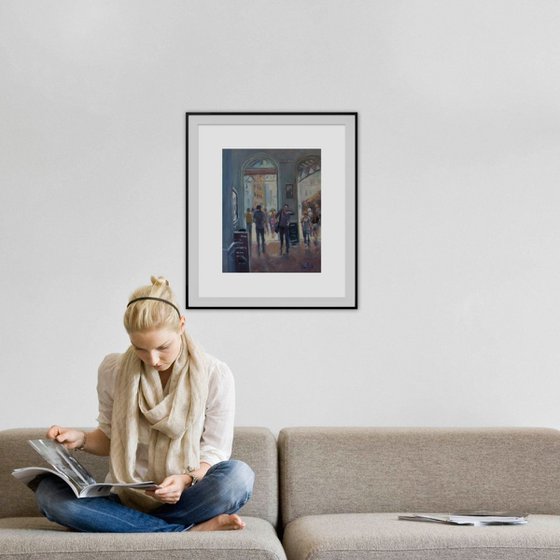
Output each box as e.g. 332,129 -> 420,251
146,474 -> 190,504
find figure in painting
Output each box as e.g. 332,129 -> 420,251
269,209 -> 277,240
253,205 -> 266,256
277,204 -> 293,256
301,209 -> 312,248
244,209 -> 253,250
311,205 -> 321,246
263,207 -> 270,236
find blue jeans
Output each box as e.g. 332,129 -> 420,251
35,460 -> 254,533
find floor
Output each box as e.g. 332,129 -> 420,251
248,231 -> 321,273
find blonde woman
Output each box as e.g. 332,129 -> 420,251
34,276 -> 254,533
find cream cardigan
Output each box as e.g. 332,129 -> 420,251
96,352 -> 235,482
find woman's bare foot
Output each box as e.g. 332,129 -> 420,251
190,514 -> 246,532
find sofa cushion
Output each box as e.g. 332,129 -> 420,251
283,513 -> 560,560
0,516 -> 286,560
279,427 -> 560,526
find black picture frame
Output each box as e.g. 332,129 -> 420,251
186,112 -> 358,309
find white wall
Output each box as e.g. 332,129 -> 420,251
2,0 -> 560,433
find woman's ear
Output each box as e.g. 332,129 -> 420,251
179,315 -> 186,333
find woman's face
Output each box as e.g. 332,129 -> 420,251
129,323 -> 184,372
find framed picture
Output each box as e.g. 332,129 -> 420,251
186,112 -> 358,309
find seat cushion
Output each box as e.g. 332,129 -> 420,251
283,513 -> 560,560
0,516 -> 286,560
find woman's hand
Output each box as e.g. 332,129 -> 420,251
146,474 -> 191,504
47,425 -> 86,450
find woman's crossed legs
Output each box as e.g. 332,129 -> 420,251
35,460 -> 254,533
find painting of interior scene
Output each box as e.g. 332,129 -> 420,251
222,149 -> 321,273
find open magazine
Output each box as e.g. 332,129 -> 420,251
398,512 -> 528,526
12,439 -> 159,498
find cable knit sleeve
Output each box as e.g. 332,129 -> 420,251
96,353 -> 120,440
200,356 -> 235,466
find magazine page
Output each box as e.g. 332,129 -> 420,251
77,481 -> 160,498
398,515 -> 450,524
448,513 -> 528,525
12,467 -> 83,497
399,513 -> 528,526
28,439 -> 96,491
12,467 -> 68,487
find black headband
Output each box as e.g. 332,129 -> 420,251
126,297 -> 181,318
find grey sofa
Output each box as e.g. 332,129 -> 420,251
0,427 -> 286,560
279,427 -> 560,560
4,426 -> 560,560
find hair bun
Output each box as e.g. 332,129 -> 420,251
150,275 -> 170,287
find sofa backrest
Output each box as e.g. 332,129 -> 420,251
0,426 -> 278,527
279,427 -> 560,527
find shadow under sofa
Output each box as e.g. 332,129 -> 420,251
0,426 -> 286,560
279,427 -> 560,560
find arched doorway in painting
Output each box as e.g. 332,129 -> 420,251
242,157 -> 279,253
297,156 -> 321,244
243,157 -> 278,215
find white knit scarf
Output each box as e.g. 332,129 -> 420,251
109,333 -> 209,511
